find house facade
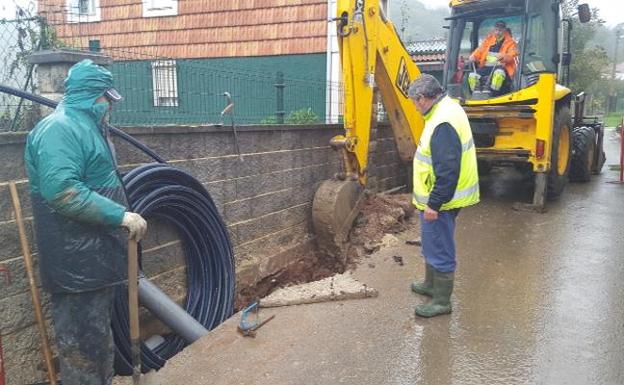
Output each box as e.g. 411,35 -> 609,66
39,0 -> 341,125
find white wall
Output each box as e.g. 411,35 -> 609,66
326,0 -> 341,124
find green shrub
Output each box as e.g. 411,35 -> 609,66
286,108 -> 320,124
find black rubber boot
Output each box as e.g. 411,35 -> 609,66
411,263 -> 434,297
415,270 -> 454,318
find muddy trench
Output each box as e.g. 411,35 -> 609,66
235,192 -> 415,311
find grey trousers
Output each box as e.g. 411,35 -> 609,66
50,287 -> 116,385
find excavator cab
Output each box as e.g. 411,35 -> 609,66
444,0 -> 559,101
440,0 -> 603,210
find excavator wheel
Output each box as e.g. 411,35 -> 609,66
570,126 -> 596,183
312,179 -> 364,267
547,107 -> 572,200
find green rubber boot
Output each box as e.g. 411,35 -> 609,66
415,270 -> 454,318
411,263 -> 434,297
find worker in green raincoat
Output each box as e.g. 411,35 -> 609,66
25,60 -> 147,385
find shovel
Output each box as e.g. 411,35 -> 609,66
128,238 -> 141,385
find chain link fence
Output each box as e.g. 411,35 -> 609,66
0,16 -> 50,132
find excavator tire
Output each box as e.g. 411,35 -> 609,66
594,149 -> 606,174
547,107 -> 572,200
592,128 -> 606,175
570,126 -> 596,183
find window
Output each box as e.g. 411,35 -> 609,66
151,60 -> 179,107
143,0 -> 178,18
66,0 -> 101,23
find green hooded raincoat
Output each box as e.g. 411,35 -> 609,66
25,59 -> 128,293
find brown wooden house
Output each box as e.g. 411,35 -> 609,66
38,0 -> 339,125
39,0 -> 329,59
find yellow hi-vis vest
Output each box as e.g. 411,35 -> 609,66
412,95 -> 480,211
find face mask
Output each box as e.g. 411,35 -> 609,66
92,101 -> 110,123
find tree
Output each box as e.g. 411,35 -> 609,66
561,0 -> 610,102
387,0 -> 449,43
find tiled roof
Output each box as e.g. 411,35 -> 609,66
406,38 -> 447,64
411,53 -> 446,62
406,38 -> 447,55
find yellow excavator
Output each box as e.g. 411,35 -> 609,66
312,0 -> 605,261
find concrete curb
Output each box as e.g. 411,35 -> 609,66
259,273 -> 378,307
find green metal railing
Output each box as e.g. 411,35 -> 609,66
107,53 -> 336,127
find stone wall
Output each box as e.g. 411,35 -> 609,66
0,122 -> 406,384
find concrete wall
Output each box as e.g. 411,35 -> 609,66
0,122 -> 406,384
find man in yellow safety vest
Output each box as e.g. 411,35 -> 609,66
408,74 -> 480,318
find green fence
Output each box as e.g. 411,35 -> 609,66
109,53 -> 332,126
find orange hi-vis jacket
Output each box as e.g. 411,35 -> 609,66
471,31 -> 519,77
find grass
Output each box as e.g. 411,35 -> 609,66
604,112 -> 624,128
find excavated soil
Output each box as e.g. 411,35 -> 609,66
347,192 -> 415,258
235,192 -> 416,310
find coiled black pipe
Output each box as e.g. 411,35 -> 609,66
0,84 -> 235,373
114,163 -> 235,373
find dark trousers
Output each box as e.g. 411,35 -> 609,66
420,209 -> 460,273
50,287 -> 116,385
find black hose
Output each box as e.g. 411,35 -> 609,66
114,163 -> 235,373
0,84 -> 166,163
1,84 -> 235,373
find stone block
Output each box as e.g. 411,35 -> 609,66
236,130 -> 284,154
150,266 -> 188,301
0,254 -> 42,301
141,240 -> 185,279
136,216 -> 180,252
172,157 -> 232,183
203,179 -> 236,208
0,180 -> 31,222
0,140 -> 27,181
234,171 -> 284,200
234,150 -> 293,179
0,290 -> 51,335
3,319 -> 55,385
0,218 -> 35,263
236,203 -> 311,244
234,221 -> 311,266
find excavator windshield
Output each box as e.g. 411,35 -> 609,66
444,0 -> 560,100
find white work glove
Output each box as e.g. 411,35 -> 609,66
121,212 -> 147,241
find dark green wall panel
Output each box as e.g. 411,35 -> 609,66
110,54 -> 327,126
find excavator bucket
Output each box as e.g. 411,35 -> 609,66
312,179 -> 364,266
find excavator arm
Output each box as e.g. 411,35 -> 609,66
312,0 -> 425,263
333,0 -> 424,182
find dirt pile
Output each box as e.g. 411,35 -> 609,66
348,192 -> 415,258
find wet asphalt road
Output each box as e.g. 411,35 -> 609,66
123,132 -> 624,385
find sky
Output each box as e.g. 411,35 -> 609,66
421,0 -> 624,27
0,0 -> 36,19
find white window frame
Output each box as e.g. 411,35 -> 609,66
143,0 -> 178,18
151,60 -> 179,107
66,0 -> 101,23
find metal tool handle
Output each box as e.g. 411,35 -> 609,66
128,238 -> 141,385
